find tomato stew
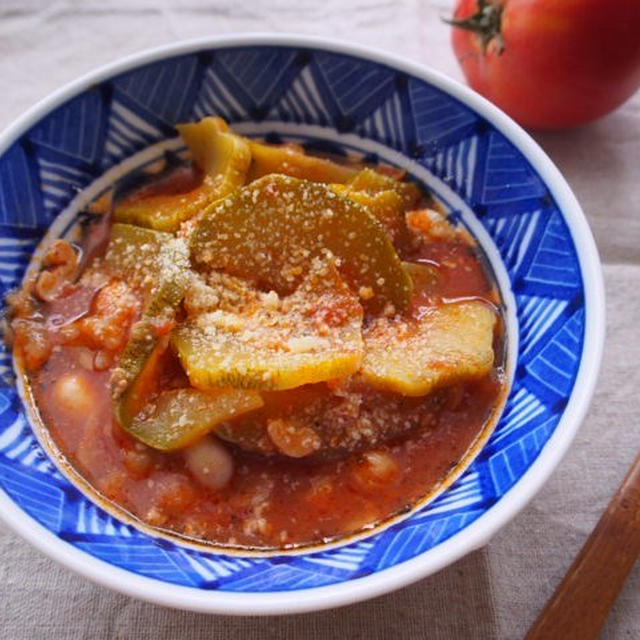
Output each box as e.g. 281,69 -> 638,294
7,118 -> 506,550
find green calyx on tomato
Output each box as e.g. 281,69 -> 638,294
444,0 -> 504,54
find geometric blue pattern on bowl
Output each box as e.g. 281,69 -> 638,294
0,44 -> 585,593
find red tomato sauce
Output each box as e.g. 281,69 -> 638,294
27,235 -> 504,549
10,154 -> 506,550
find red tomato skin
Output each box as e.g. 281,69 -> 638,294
451,0 -> 640,129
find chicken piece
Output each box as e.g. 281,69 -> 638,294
406,208 -> 458,243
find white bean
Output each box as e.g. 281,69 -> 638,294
183,437 -> 234,490
53,373 -> 95,416
351,450 -> 399,490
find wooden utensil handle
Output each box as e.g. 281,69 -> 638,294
526,449 -> 640,640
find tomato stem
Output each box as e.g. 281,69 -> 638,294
444,0 -> 505,54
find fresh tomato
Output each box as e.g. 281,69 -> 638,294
448,0 -> 640,129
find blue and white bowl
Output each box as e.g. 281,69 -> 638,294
0,35 -> 604,614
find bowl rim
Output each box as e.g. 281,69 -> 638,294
0,32 -> 605,615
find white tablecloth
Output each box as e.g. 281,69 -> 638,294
1,1 -> 638,637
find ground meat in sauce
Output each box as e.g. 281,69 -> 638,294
6,124 -> 506,550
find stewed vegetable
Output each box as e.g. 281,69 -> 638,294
6,116 -> 505,549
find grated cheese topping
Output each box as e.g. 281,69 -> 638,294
172,259 -> 364,391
